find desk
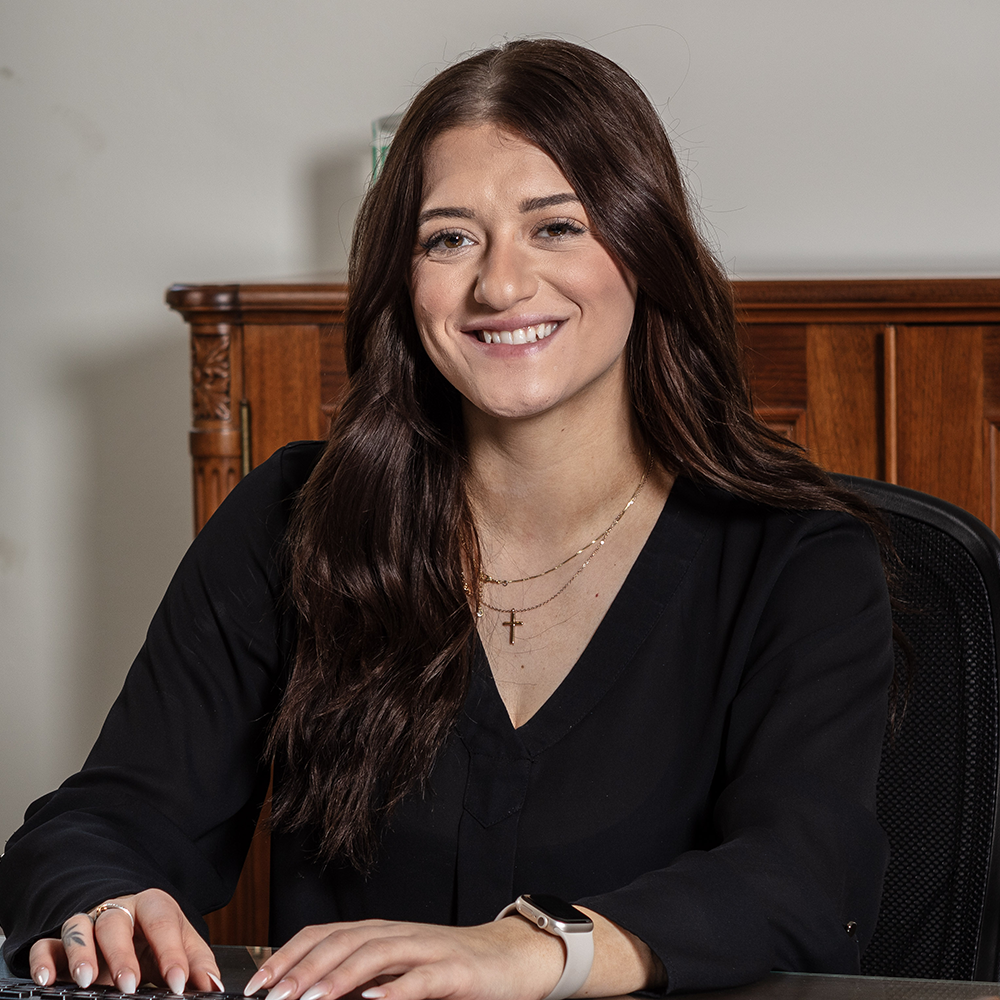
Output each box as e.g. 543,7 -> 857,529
209,950 -> 1000,1000
704,972 -> 1000,999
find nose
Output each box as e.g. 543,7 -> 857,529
473,240 -> 537,311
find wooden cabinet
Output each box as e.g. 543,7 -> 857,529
734,280 -> 1000,527
166,276 -> 1000,944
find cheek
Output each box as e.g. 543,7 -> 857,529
586,265 -> 637,341
410,270 -> 459,348
558,251 -> 636,323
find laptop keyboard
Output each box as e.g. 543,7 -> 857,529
0,981 -> 255,1000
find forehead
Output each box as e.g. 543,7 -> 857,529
420,125 -> 575,207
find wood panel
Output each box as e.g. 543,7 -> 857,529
243,324 -> 325,467
984,330 -> 1000,532
319,322 -> 349,423
805,325 -> 887,481
896,326 -> 985,522
742,324 -> 807,446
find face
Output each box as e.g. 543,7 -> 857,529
409,125 -> 637,426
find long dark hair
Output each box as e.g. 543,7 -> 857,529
267,38 -> 894,868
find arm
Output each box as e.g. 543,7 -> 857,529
575,511 -> 894,991
228,907 -> 662,1000
0,443 -> 324,985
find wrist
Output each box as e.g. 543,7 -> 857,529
491,911 -> 567,998
495,895 -> 594,1000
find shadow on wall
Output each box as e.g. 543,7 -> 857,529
307,142 -> 372,274
60,329 -> 192,761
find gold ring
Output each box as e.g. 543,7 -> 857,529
88,902 -> 135,929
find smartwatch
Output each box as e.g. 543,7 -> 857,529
495,893 -> 595,1000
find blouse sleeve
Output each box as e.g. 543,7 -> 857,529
0,442 -> 323,977
575,509 -> 894,993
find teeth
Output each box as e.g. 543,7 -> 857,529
476,322 -> 558,345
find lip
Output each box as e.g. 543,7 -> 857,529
462,315 -> 566,334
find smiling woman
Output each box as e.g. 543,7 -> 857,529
0,38 -> 895,1000
411,126 -> 637,428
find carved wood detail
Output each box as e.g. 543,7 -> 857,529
192,332 -> 233,422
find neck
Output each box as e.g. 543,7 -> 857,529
464,399 -> 648,559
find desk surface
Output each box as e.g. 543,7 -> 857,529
210,950 -> 1000,1000
705,972 -> 1000,999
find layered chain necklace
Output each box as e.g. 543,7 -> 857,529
470,453 -> 652,643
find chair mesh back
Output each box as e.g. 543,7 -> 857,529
861,510 -> 1000,979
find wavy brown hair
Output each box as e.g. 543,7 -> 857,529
267,38 -> 895,868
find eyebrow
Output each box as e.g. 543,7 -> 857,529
416,206 -> 476,225
519,193 -> 580,213
416,192 -> 581,226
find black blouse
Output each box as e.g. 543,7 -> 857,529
0,441 -> 894,993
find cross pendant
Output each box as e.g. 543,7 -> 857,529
503,609 -> 523,644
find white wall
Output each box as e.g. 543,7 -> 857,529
1,0 -> 998,846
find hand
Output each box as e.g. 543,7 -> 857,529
242,917 -> 566,1000
27,889 -> 225,994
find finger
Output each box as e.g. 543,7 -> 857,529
132,889 -> 194,994
284,936 -> 425,1000
59,913 -> 99,988
92,903 -> 140,994
246,924 -> 380,997
28,937 -> 69,988
180,923 -> 224,993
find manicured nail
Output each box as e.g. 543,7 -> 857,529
74,963 -> 95,989
301,987 -> 327,1000
361,989 -> 386,999
265,980 -> 295,1000
116,970 -> 137,995
32,968 -> 50,987
165,966 -> 187,996
245,969 -> 272,996
208,972 -> 226,993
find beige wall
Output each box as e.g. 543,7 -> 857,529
1,0 -> 998,846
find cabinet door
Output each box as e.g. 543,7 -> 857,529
743,322 -> 891,480
743,321 -> 1000,529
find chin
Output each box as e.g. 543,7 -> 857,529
470,395 -> 559,422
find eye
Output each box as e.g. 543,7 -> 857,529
535,218 -> 587,240
419,229 -> 475,253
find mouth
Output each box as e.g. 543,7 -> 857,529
474,322 -> 559,345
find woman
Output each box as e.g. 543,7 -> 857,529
0,39 -> 894,998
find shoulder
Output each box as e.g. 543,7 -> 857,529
665,475 -> 886,609
187,440 -> 326,572
668,474 -> 877,546
205,440 -> 325,528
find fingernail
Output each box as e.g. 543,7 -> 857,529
361,990 -> 386,999
32,968 -> 50,987
208,973 -> 226,993
245,969 -> 272,996
166,966 -> 187,996
301,987 -> 326,1000
265,980 -> 295,1000
117,970 -> 137,995
75,963 -> 95,989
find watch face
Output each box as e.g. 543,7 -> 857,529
521,894 -> 591,925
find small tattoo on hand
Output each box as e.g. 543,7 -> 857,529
62,922 -> 87,949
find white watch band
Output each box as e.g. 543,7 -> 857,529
496,896 -> 595,1000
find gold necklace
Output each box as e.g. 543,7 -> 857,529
471,453 -> 652,644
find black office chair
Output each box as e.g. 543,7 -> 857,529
834,475 -> 1000,981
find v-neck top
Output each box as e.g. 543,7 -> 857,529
0,441 -> 894,993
